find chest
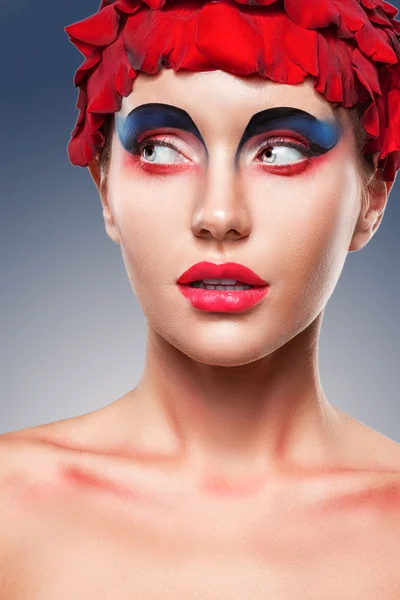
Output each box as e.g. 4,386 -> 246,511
5,485 -> 400,600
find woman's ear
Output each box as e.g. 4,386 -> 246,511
88,157 -> 121,246
349,170 -> 395,252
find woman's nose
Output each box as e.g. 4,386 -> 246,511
190,157 -> 253,241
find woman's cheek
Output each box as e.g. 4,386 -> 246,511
108,179 -> 181,258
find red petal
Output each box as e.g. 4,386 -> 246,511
360,0 -> 379,8
386,70 -> 400,152
87,35 -> 126,112
355,23 -> 398,63
252,12 -> 306,83
76,87 -> 88,111
282,18 -> 318,76
74,49 -> 102,87
87,113 -> 106,136
336,0 -> 369,32
314,35 -> 344,102
337,15 -> 355,38
125,5 -> 211,73
363,101 -> 380,137
338,51 -> 359,105
366,7 -> 393,26
195,3 -> 261,75
161,10 -> 213,70
126,9 -> 178,73
115,60 -> 136,96
284,0 -> 340,29
142,0 -> 168,9
352,48 -> 381,96
115,0 -> 143,13
68,113 -> 105,167
65,5 -> 120,47
386,100 -> 400,153
380,0 -> 399,18
361,0 -> 399,18
234,0 -> 279,5
385,28 -> 400,56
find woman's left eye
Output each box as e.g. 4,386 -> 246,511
256,142 -> 307,166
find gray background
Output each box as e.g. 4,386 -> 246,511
1,1 -> 399,440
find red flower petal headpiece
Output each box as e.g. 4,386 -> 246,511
65,0 -> 400,181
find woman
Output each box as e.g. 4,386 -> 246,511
1,0 -> 400,596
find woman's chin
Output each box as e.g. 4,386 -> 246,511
160,328 -> 279,367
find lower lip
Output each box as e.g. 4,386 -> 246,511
177,284 -> 270,313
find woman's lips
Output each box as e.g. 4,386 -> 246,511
177,261 -> 268,286
177,262 -> 270,313
177,284 -> 270,313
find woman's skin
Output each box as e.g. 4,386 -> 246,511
1,68 -> 400,598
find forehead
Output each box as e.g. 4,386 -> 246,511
120,68 -> 342,134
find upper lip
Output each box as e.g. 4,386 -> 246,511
177,262 -> 268,286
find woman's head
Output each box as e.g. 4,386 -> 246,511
65,0 -> 399,366
84,68 -> 391,366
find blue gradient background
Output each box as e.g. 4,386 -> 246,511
1,1 -> 399,440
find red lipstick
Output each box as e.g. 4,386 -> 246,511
177,262 -> 270,313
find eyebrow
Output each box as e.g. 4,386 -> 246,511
117,103 -> 342,162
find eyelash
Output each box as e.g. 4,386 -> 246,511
255,137 -> 319,160
132,135 -> 319,165
133,136 -> 182,157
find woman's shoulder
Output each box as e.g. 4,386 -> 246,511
337,410 -> 400,474
0,432 -> 61,590
0,423 -> 76,513
0,416 -> 104,573
0,397 -> 130,458
0,410 -> 101,452
0,416 -> 97,521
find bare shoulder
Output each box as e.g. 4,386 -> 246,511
0,424 -> 90,561
0,437 -> 49,590
0,395 -> 131,452
0,415 -> 95,527
0,432 -> 83,598
326,411 -> 400,533
0,410 -> 100,449
0,434 -> 62,517
335,409 -> 400,474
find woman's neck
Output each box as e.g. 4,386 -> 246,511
127,312 -> 341,482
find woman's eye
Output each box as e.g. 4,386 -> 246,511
140,140 -> 187,164
136,137 -> 309,167
258,144 -> 306,166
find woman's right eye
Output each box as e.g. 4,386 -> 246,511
137,138 -> 188,164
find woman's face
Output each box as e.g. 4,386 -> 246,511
102,68 -> 366,366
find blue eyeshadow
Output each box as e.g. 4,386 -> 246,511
116,103 -> 206,155
236,107 -> 342,158
116,103 -> 342,164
